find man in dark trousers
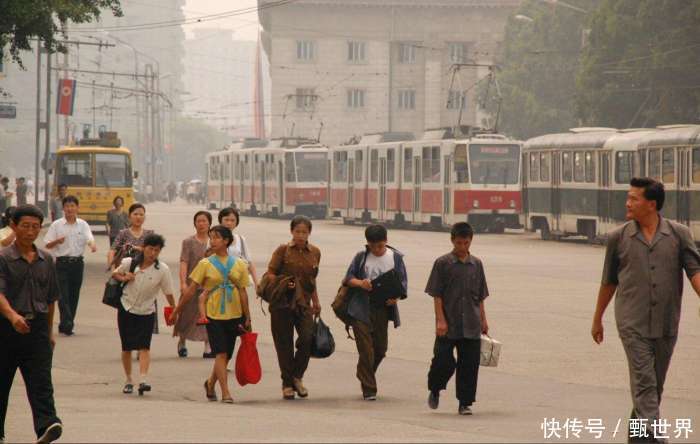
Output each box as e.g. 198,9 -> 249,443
0,205 -> 63,443
343,224 -> 407,401
592,177 -> 700,443
426,222 -> 489,415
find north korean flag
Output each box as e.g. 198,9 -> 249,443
56,79 -> 77,116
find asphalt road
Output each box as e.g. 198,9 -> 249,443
5,201 -> 699,443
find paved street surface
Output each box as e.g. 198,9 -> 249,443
6,201 -> 700,443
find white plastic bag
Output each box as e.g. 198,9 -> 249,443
480,334 -> 502,367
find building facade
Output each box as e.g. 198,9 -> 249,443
259,0 -> 520,145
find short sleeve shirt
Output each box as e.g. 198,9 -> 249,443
43,218 -> 95,257
267,242 -> 321,298
601,217 -> 700,338
189,255 -> 250,320
425,252 -> 489,339
0,244 -> 61,316
117,258 -> 174,315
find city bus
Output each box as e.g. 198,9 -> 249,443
53,133 -> 136,226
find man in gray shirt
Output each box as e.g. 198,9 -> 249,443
49,184 -> 67,222
593,177 -> 700,442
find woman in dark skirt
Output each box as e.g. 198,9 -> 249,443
112,234 -> 175,396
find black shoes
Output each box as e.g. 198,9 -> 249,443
202,351 -> 216,359
137,383 -> 151,396
428,390 -> 440,410
458,403 -> 473,415
177,347 -> 188,358
37,422 -> 62,444
122,383 -> 134,394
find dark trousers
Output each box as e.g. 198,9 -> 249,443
351,305 -> 389,396
270,307 -> 314,388
0,316 -> 60,439
56,258 -> 84,334
427,336 -> 481,405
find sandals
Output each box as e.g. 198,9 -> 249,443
122,383 -> 134,394
221,397 -> 234,404
138,383 -> 151,396
204,379 -> 217,402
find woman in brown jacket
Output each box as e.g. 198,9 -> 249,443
264,215 -> 321,400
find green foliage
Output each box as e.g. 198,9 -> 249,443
170,118 -> 230,181
0,0 -> 122,67
576,0 -> 700,127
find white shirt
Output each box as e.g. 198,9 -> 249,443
227,233 -> 251,262
117,257 -> 174,315
43,217 -> 95,257
364,249 -> 395,281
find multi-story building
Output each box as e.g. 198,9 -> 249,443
259,0 -> 520,145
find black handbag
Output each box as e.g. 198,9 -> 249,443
310,316 -> 335,359
102,257 -> 139,309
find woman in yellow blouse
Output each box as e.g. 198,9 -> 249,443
172,225 -> 250,404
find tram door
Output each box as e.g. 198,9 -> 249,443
261,155 -> 267,209
678,148 -> 691,226
413,155 -> 421,222
218,162 -> 225,208
348,156 -> 355,214
443,155 -> 452,222
551,151 -> 561,231
379,156 -> 387,221
277,159 -> 284,215
598,152 -> 611,222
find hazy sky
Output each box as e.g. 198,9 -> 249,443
184,0 -> 261,41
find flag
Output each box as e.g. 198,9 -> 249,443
56,78 -> 77,116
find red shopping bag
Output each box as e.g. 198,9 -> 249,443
235,332 -> 262,386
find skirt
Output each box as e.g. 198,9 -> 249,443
205,317 -> 244,360
172,288 -> 208,342
118,305 -> 155,351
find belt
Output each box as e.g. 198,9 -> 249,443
57,256 -> 83,263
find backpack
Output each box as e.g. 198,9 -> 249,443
331,250 -> 368,339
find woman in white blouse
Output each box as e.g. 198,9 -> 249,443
112,233 -> 175,396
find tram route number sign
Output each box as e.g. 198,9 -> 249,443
0,104 -> 16,119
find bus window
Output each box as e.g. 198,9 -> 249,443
403,148 -> 413,182
648,149 -> 661,180
285,152 -> 295,182
573,152 -> 585,182
615,151 -> 636,184
529,152 -> 540,182
469,144 -> 519,185
295,152 -> 328,182
693,148 -> 700,183
662,148 -> 675,183
422,146 -> 440,183
95,153 -> 132,187
387,148 -> 396,182
58,153 -> 93,186
370,150 -> 379,182
355,150 -> 363,181
562,152 -> 572,182
540,152 -> 550,182
454,144 -> 469,183
585,151 -> 595,183
333,151 -> 348,182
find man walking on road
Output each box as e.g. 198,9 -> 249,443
0,205 -> 63,443
592,177 -> 700,443
44,195 -> 97,336
50,184 -> 67,222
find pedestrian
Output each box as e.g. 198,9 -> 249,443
106,196 -> 129,248
167,182 -> 177,203
1,177 -> 13,210
265,215 -> 321,400
174,210 -> 213,359
0,204 -> 63,443
425,222 -> 490,416
15,178 -> 27,206
108,203 -> 153,271
0,207 -> 16,248
43,195 -> 97,336
343,224 -> 407,401
112,233 -> 175,396
592,177 -> 700,442
49,184 -> 67,222
172,225 -> 251,404
218,207 -> 259,288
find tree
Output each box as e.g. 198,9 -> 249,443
0,0 -> 122,67
479,0 -> 594,140
576,0 -> 700,127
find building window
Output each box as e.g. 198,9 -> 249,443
398,90 -> 416,110
398,43 -> 416,64
295,88 -> 316,110
448,42 -> 467,63
347,89 -> 366,108
447,90 -> 467,110
347,41 -> 366,63
296,40 -> 315,61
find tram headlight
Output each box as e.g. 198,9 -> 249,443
509,200 -> 516,208
473,200 -> 480,208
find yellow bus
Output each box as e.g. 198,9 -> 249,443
53,133 -> 136,225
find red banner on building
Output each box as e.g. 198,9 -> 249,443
56,78 -> 77,116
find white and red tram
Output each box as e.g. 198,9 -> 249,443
206,138 -> 268,209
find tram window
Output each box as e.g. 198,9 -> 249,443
585,151 -> 595,183
693,149 -> 700,183
638,151 -> 646,177
529,153 -> 540,182
370,150 -> 379,182
573,152 -> 585,182
224,156 -> 230,180
615,151 -> 636,184
422,146 -> 440,183
387,148 -> 396,182
333,151 -> 348,182
455,144 -> 469,183
244,155 -> 250,180
648,149 -> 661,180
403,148 -> 413,182
562,152 -> 573,182
285,152 -> 296,182
662,148 -> 675,183
355,151 -> 363,181
540,153 -> 550,182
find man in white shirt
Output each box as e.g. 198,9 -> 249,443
44,195 -> 97,336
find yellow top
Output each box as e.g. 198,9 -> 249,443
189,255 -> 249,320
